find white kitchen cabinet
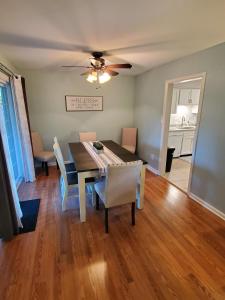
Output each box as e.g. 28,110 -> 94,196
178,89 -> 191,105
181,131 -> 195,155
178,88 -> 200,105
168,130 -> 195,157
181,137 -> 193,155
171,88 -> 179,113
191,89 -> 200,105
168,133 -> 183,157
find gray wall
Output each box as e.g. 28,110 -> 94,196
135,42 -> 225,213
20,70 -> 135,160
18,42 -> 225,214
0,53 -> 18,73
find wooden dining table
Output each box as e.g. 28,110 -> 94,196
69,140 -> 147,222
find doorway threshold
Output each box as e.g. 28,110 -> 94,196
163,158 -> 191,192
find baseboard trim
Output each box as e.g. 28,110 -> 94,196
146,164 -> 160,175
189,193 -> 225,221
48,161 -> 57,166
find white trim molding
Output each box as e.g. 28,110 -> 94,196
48,161 -> 57,166
146,164 -> 160,175
158,72 -> 207,196
189,193 -> 225,221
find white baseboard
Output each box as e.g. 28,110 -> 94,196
189,193 -> 225,221
146,164 -> 160,175
48,161 -> 56,166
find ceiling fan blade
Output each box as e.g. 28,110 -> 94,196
80,71 -> 91,76
107,63 -> 132,69
104,41 -> 173,56
0,32 -> 92,53
107,70 -> 119,76
61,65 -> 91,68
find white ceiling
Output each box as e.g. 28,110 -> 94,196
0,0 -> 225,75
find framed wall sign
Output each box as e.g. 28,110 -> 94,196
65,95 -> 103,111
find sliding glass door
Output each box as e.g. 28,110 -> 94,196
0,84 -> 23,186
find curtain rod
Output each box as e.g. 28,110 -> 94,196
0,62 -> 18,79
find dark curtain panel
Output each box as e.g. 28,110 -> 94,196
0,130 -> 18,240
21,77 -> 33,154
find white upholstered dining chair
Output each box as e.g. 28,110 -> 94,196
53,142 -> 95,211
53,136 -> 76,173
31,131 -> 55,176
79,131 -> 97,142
121,128 -> 137,154
94,161 -> 142,233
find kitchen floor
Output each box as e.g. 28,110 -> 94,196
163,156 -> 191,192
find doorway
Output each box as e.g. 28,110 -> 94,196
159,73 -> 206,193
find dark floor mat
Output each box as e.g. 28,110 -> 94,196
19,199 -> 40,234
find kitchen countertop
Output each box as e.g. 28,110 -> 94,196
169,126 -> 196,132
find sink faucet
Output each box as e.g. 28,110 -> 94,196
181,116 -> 186,127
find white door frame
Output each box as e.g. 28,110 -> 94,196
159,72 -> 206,195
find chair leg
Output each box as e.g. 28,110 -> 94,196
44,162 -> 49,176
60,176 -> 64,197
62,189 -> 68,211
131,202 -> 135,226
90,183 -> 96,207
96,193 -> 100,210
105,208 -> 109,233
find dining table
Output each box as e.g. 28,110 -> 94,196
69,140 -> 147,222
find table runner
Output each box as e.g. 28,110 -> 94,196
82,142 -> 124,174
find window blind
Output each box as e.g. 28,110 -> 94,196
0,72 -> 9,86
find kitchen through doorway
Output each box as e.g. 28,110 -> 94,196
159,73 -> 206,193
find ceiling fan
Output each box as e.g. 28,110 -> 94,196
62,51 -> 132,84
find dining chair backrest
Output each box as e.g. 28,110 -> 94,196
121,128 -> 137,152
104,161 -> 142,208
53,143 -> 68,186
53,137 -> 65,160
79,132 -> 97,142
31,131 -> 44,156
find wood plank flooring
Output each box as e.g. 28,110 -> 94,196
1,167 -> 225,299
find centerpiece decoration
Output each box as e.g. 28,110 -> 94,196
93,141 -> 104,154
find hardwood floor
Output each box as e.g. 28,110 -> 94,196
1,167 -> 225,299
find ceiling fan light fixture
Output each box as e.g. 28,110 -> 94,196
63,51 -> 131,86
99,71 -> 111,84
86,72 -> 97,83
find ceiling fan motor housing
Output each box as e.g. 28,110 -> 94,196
91,52 -> 105,68
92,51 -> 104,59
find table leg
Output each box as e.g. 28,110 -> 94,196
137,165 -> 146,209
78,173 -> 86,222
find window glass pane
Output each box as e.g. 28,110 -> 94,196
0,87 -> 2,104
0,85 -> 23,186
